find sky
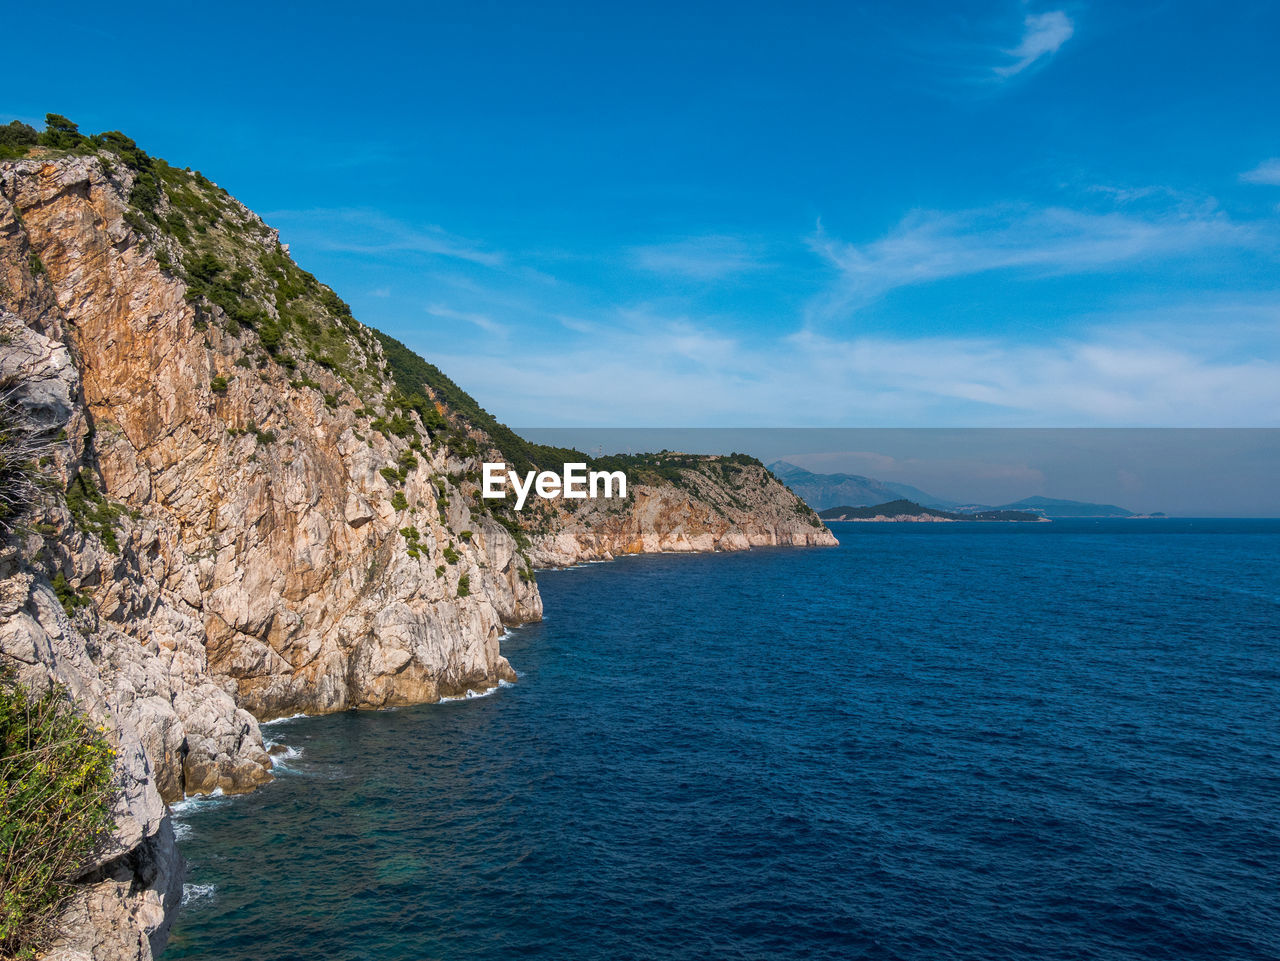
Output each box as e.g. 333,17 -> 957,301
5,0 -> 1280,428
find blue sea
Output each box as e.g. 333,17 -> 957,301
166,520 -> 1280,960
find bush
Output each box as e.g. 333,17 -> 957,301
0,121 -> 38,160
456,574 -> 470,598
390,491 -> 408,512
210,375 -> 229,395
65,470 -> 123,554
0,387 -> 54,534
1,668 -> 116,958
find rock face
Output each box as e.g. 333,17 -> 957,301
0,146 -> 834,960
525,460 -> 838,567
1,152 -> 536,959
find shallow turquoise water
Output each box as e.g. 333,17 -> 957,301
167,520 -> 1280,960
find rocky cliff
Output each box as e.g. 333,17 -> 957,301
523,454 -> 836,566
0,125 -> 832,960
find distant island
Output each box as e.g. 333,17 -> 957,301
773,462 -> 1141,517
998,496 -> 1135,518
818,500 -> 1048,522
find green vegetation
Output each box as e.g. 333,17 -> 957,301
372,331 -> 581,473
26,252 -> 44,277
0,121 -> 38,161
399,525 -> 422,558
1,668 -> 116,959
210,375 -> 229,395
64,471 -> 123,554
390,490 -> 408,512
3,116 -> 384,400
49,571 -> 90,617
456,574 -> 470,598
442,545 -> 460,565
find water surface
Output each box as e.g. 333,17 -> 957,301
167,520 -> 1280,960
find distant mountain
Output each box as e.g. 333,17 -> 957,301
998,496 -> 1135,518
819,500 -> 955,521
819,500 -> 1045,522
768,461 -> 961,511
769,462 -> 1137,517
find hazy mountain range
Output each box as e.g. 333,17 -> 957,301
769,462 -> 1136,517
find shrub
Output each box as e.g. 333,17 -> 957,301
49,572 -> 90,618
64,471 -> 122,554
0,668 -> 116,958
390,491 -> 408,512
210,375 -> 229,395
0,121 -> 38,160
442,545 -> 460,565
0,388 -> 54,535
456,574 -> 470,598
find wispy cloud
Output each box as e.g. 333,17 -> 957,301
807,203 -> 1255,314
995,11 -> 1074,77
264,208 -> 504,267
629,235 -> 765,280
425,303 -> 508,336
423,303 -> 1280,427
1240,158 -> 1280,186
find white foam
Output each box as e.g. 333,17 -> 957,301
181,883 -> 216,906
170,787 -> 227,815
266,743 -> 303,772
260,712 -> 309,727
439,679 -> 513,702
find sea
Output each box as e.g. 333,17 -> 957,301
166,519 -> 1280,960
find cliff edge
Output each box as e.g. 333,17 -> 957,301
0,121 -> 833,960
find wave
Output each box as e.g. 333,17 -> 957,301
266,742 -> 303,772
170,787 -> 229,815
181,883 -> 216,906
439,678 -> 514,702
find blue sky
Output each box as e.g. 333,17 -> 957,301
6,0 -> 1280,426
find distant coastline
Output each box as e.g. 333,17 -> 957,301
819,499 -> 1048,523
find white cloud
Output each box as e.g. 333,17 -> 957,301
995,11 -> 1074,77
807,204 -> 1254,315
422,305 -> 1280,428
1240,159 -> 1280,186
629,235 -> 764,280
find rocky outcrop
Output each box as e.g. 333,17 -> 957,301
525,459 -> 837,567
